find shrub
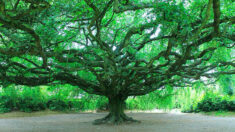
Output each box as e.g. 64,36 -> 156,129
196,96 -> 235,112
17,97 -> 46,112
0,95 -> 14,113
227,101 -> 235,111
0,95 -> 14,110
47,98 -> 71,111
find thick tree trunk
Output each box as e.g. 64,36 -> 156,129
93,95 -> 140,125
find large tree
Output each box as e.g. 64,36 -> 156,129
0,0 -> 234,124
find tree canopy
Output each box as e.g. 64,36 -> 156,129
0,0 -> 234,124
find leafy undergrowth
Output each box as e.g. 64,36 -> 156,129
182,92 -> 235,113
1,84 -> 235,114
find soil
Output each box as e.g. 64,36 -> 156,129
0,111 -> 235,132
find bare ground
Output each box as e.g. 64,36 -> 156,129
0,111 -> 235,132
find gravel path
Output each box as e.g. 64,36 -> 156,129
0,112 -> 235,132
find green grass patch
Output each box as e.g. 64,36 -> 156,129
0,110 -> 70,119
201,111 -> 235,117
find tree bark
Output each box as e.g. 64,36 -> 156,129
93,95 -> 140,125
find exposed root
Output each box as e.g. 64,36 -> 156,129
93,113 -> 140,125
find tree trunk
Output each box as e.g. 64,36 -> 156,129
93,95 -> 140,125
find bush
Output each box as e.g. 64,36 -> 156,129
0,96 -> 47,113
96,100 -> 108,111
0,95 -> 15,111
227,101 -> 235,111
196,96 -> 235,112
0,86 -> 48,113
0,95 -> 14,113
47,98 -> 71,111
17,97 -> 47,112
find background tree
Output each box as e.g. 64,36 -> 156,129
0,0 -> 234,124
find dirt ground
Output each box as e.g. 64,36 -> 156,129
0,111 -> 235,132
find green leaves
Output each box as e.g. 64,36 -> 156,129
126,45 -> 137,54
0,0 -> 234,104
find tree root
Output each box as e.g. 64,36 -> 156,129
93,113 -> 141,125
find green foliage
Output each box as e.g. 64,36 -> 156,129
0,95 -> 13,113
0,1 -> 234,121
0,86 -> 47,113
175,83 -> 205,112
196,93 -> 235,112
0,85 -> 109,113
218,75 -> 234,95
47,98 -> 71,111
0,77 -> 234,114
18,97 -> 46,112
180,89 -> 235,113
126,85 -> 175,110
0,85 -> 175,113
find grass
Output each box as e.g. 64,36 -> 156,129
0,110 -> 68,119
0,109 -> 106,119
1,109 -> 235,119
201,111 -> 235,117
